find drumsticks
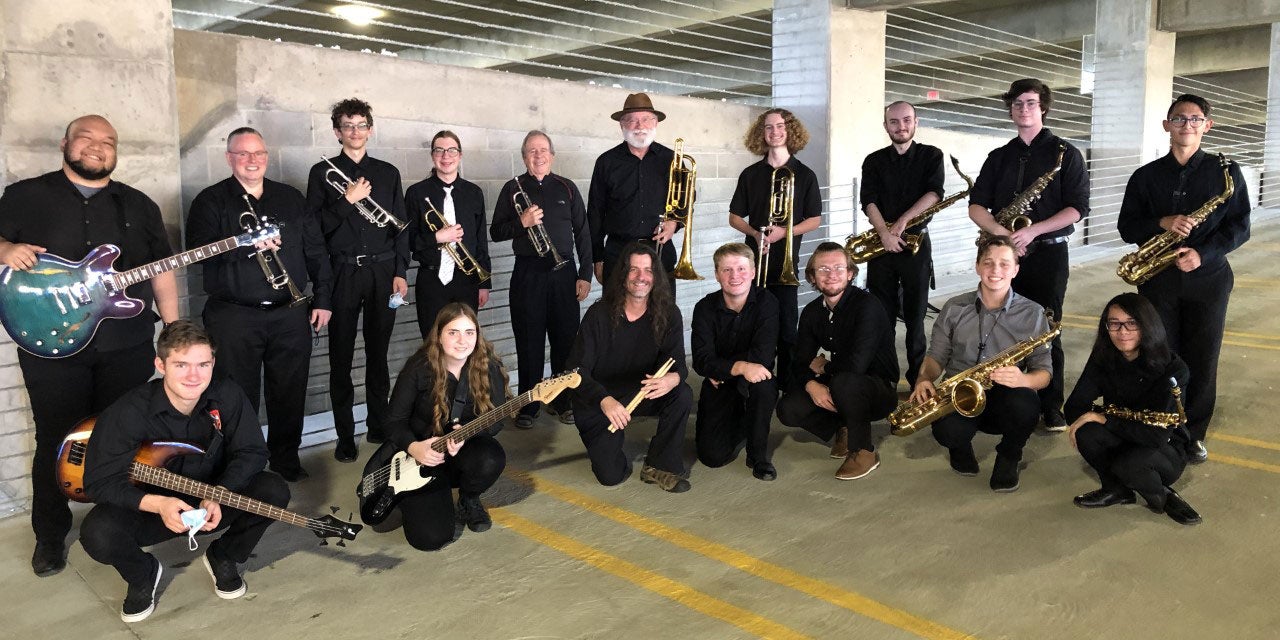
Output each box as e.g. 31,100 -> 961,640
609,357 -> 676,433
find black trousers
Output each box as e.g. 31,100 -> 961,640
776,373 -> 898,453
399,435 -> 505,551
79,471 -> 289,587
18,340 -> 155,546
1140,262 -> 1233,441
573,382 -> 692,486
695,378 -> 777,467
931,385 -> 1040,461
329,260 -> 399,442
866,234 -> 931,384
1075,420 -> 1186,507
414,264 -> 480,339
1011,241 -> 1068,420
203,300 -> 312,474
760,284 -> 798,393
510,256 -> 581,418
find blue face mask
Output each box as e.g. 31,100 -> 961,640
181,508 -> 208,551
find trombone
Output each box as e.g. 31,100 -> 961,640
512,176 -> 569,271
239,195 -> 312,307
422,197 -> 491,281
320,155 -> 409,232
663,138 -> 702,280
758,165 -> 799,287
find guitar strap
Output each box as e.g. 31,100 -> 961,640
446,367 -> 472,433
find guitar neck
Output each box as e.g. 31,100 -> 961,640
430,390 -> 535,452
129,462 -> 314,530
110,237 -> 243,289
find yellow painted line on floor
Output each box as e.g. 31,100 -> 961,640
1210,433 -> 1280,453
514,471 -> 977,640
1207,452 -> 1280,475
490,509 -> 813,640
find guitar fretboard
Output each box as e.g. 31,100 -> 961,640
429,390 -> 536,452
130,462 -> 318,532
109,237 -> 245,290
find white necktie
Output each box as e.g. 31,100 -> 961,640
439,185 -> 456,285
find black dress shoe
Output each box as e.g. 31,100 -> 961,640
751,461 -> 777,481
948,446 -> 979,477
1186,439 -> 1208,464
31,541 -> 66,577
1074,487 -> 1137,508
1163,489 -> 1202,525
334,439 -> 358,463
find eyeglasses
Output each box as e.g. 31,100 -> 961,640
1105,319 -> 1139,332
816,265 -> 850,275
229,150 -> 268,161
1168,115 -> 1207,127
1011,100 -> 1041,111
432,147 -> 461,157
337,123 -> 371,132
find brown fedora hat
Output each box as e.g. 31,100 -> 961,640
610,92 -> 667,122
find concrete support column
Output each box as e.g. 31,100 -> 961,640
1087,0 -> 1175,243
1262,23 -> 1280,209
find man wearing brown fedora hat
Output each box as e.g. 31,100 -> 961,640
588,92 -> 684,288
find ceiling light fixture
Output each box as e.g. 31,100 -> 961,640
331,4 -> 384,27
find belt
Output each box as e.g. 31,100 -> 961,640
215,297 -> 293,311
336,251 -> 395,267
1031,235 -> 1070,247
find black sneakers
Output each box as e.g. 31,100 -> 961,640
456,494 -> 492,533
990,454 -> 1021,493
121,555 -> 163,623
948,446 -> 979,477
202,547 -> 247,599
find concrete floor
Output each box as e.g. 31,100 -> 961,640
4,222 -> 1278,640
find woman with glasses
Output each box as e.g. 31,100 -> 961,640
1065,292 -> 1199,525
405,130 -> 493,339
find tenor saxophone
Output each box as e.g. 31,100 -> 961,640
846,156 -> 973,264
976,145 -> 1065,246
1116,154 -> 1233,286
889,309 -> 1060,436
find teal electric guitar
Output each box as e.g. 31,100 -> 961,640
0,224 -> 278,358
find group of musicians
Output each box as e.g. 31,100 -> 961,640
0,78 -> 1250,622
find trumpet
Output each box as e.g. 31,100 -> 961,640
758,165 -> 799,287
422,197 -> 491,281
663,138 -> 703,280
239,195 -> 311,308
320,155 -> 408,232
512,176 -> 569,271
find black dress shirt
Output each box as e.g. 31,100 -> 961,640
385,354 -> 508,453
405,174 -> 492,289
305,151 -> 409,277
860,142 -> 946,229
1064,353 -> 1190,448
969,128 -> 1090,239
0,170 -> 172,350
492,172 -> 593,283
587,141 -> 682,259
691,287 -> 779,382
567,299 -> 688,407
729,156 -> 823,283
186,177 -> 332,310
1117,149 -> 1251,272
83,378 -> 268,509
792,287 -> 898,387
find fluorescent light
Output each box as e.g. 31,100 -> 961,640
331,4 -> 383,26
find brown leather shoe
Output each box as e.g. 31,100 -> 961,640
829,427 -> 849,459
835,449 -> 880,480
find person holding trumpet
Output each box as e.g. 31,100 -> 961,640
186,126 -> 332,483
566,243 -> 693,492
491,131 -> 593,428
406,130 -> 492,339
727,108 -> 822,393
306,98 -> 409,461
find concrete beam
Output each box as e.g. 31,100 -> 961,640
1159,0 -> 1280,32
1175,26 -> 1271,75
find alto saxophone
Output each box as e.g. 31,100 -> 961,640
1116,154 -> 1233,286
1093,378 -> 1187,430
976,145 -> 1065,246
889,309 -> 1060,436
846,155 -> 973,264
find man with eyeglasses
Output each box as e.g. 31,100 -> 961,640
968,78 -> 1090,433
405,130 -> 492,340
776,242 -> 898,481
491,130 -> 593,428
187,127 -> 332,482
306,97 -> 409,462
588,93 -> 683,287
1117,94 -> 1251,464
0,114 -> 179,577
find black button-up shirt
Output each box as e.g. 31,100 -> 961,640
729,156 -> 823,283
567,299 -> 688,407
83,378 -> 269,509
587,141 -> 681,259
492,172 -> 593,282
405,174 -> 492,289
385,354 -> 508,451
186,177 -> 333,310
969,128 -> 1090,239
1117,149 -> 1251,275
1064,353 -> 1190,448
690,287 -> 779,382
860,142 -> 946,229
793,287 -> 898,387
0,170 -> 172,350
305,152 -> 409,277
